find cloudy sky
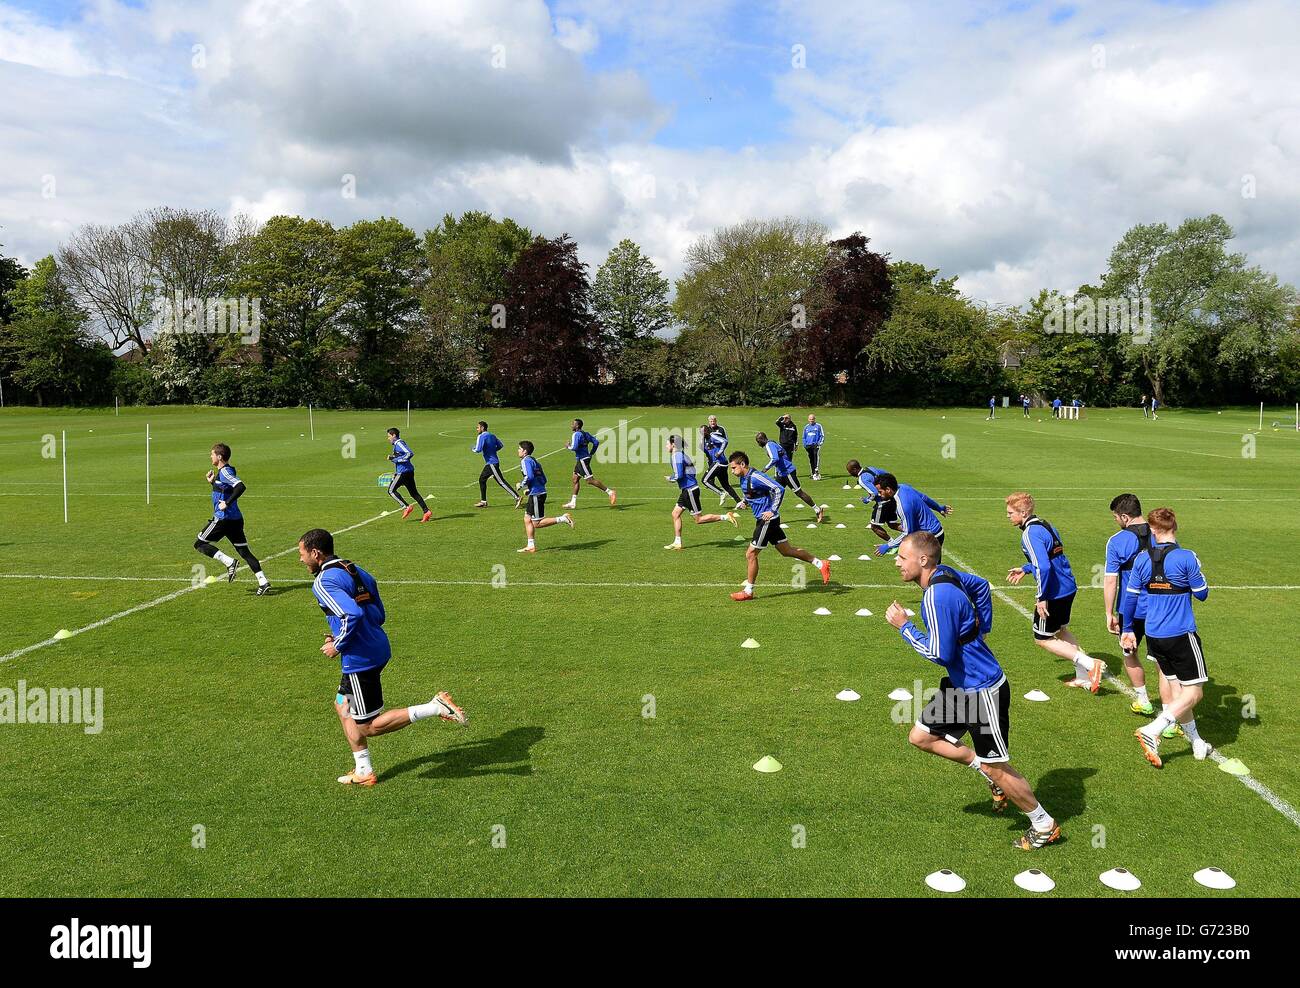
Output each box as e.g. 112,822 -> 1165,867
2,0 -> 1298,305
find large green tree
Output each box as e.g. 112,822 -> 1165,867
0,256 -> 114,405
336,217 -> 426,404
1101,214 -> 1297,404
673,217 -> 828,401
231,216 -> 353,400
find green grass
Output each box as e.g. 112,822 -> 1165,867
1,403 -> 1298,897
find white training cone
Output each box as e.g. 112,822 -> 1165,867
1100,868 -> 1142,892
806,523 -> 818,529
1014,869 -> 1055,893
820,503 -> 829,509
52,629 -> 73,640
925,870 -> 965,893
855,608 -> 873,617
827,554 -> 842,561
844,503 -> 855,509
858,554 -> 872,561
888,687 -> 913,701
753,756 -> 782,773
781,523 -> 788,529
1023,689 -> 1050,702
835,689 -> 860,702
741,638 -> 760,649
1193,867 -> 1236,890
842,484 -> 852,490
204,575 -> 220,585
813,607 -> 832,616
835,523 -> 847,529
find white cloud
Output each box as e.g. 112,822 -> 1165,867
2,0 -> 1299,311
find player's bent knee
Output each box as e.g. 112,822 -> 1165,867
907,726 -> 930,748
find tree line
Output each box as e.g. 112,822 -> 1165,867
1,208 -> 1296,408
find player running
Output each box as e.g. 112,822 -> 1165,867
756,431 -> 824,522
726,450 -> 830,601
846,460 -> 901,542
563,418 -> 615,509
384,429 -> 431,522
664,435 -> 737,550
872,472 -> 952,555
194,442 -> 270,595
802,414 -> 824,480
1004,492 -> 1105,691
698,422 -> 743,507
298,527 -> 467,787
1103,493 -> 1171,719
516,440 -> 574,553
885,531 -> 1062,850
472,420 -> 513,507
1121,507 -> 1213,766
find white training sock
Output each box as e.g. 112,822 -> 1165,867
353,748 -> 373,775
743,582 -> 754,594
1182,719 -> 1201,742
1134,684 -> 1149,703
256,570 -> 269,586
526,538 -> 535,548
1073,650 -> 1095,671
214,551 -> 235,567
1027,803 -> 1054,831
1145,711 -> 1175,735
672,537 -> 682,546
408,697 -> 445,723
812,557 -> 823,568
1072,659 -> 1090,681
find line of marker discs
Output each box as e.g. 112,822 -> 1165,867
922,865 -> 1236,893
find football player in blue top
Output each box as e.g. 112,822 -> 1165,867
298,527 -> 466,787
516,440 -> 574,553
756,431 -> 824,522
385,428 -> 432,522
194,442 -> 270,595
801,414 -> 825,480
726,450 -> 830,601
885,531 -> 1061,851
1120,507 -> 1213,766
663,435 -> 737,550
1103,492 -> 1168,719
1004,491 -> 1105,692
472,420 -> 514,507
563,418 -> 616,510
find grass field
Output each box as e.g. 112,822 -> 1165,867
1,403 -> 1298,898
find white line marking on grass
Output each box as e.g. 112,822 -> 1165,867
1015,428 -> 1236,459
0,510 -> 391,666
3,572 -> 1300,591
944,549 -> 1300,830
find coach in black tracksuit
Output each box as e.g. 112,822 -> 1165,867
776,415 -> 799,459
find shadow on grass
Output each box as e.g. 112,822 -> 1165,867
546,539 -> 615,553
754,583 -> 856,601
384,726 -> 545,782
961,766 -> 1096,828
